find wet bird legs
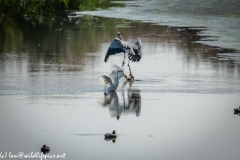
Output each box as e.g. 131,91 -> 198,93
122,53 -> 134,81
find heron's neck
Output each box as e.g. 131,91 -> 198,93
118,35 -> 123,40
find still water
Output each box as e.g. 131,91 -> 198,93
0,14 -> 240,160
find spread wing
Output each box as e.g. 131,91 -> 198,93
104,38 -> 132,62
109,64 -> 124,80
128,38 -> 142,62
99,75 -> 113,88
109,70 -> 124,81
110,64 -> 123,72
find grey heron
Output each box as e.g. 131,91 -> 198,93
99,64 -> 124,91
104,32 -> 142,81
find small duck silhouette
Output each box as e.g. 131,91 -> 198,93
41,145 -> 50,154
234,107 -> 240,115
104,130 -> 117,143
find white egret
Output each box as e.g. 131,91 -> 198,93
99,64 -> 124,91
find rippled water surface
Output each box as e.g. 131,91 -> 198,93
1,13 -> 240,160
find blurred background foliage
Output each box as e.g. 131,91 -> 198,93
0,0 -> 123,28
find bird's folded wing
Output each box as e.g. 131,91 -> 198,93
99,75 -> 113,87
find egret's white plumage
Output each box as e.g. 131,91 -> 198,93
109,64 -> 124,80
99,64 -> 124,91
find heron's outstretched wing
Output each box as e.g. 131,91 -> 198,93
104,38 -> 131,62
99,75 -> 113,88
130,47 -> 142,62
128,38 -> 142,62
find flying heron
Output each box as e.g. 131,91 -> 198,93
99,64 -> 124,91
104,32 -> 142,81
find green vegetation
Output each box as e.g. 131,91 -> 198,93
0,0 -> 123,28
79,0 -> 119,11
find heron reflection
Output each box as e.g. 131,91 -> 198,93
124,88 -> 141,117
99,89 -> 141,120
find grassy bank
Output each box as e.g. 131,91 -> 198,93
0,0 -> 123,28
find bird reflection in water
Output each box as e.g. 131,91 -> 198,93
99,88 -> 141,120
124,88 -> 141,117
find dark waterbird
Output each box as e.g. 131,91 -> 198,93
104,32 -> 142,81
105,130 -> 117,143
41,145 -> 50,154
234,107 -> 240,115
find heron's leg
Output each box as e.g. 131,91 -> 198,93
128,60 -> 132,75
122,52 -> 126,68
124,60 -> 130,80
123,54 -> 128,80
128,60 -> 134,81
